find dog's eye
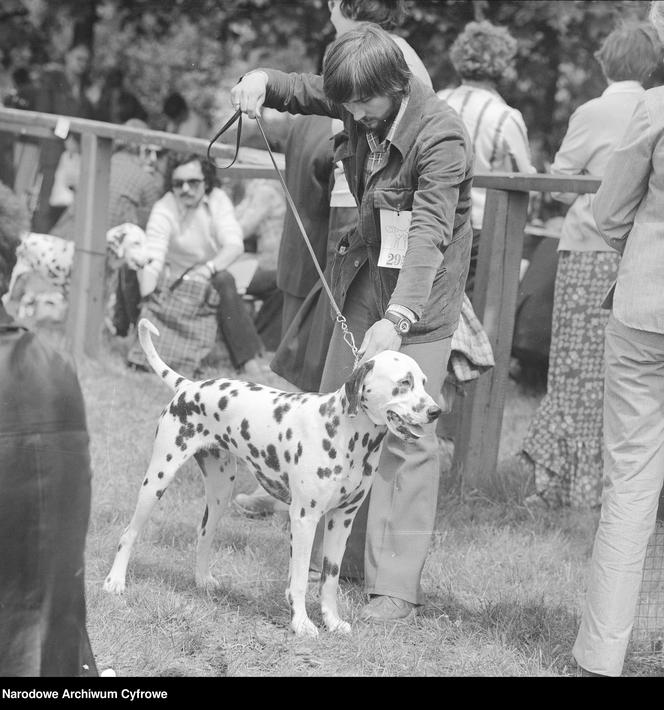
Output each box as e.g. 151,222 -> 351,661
398,377 -> 412,390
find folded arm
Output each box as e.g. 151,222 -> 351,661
592,97 -> 654,254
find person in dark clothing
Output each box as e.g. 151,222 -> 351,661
275,114 -> 336,333
0,181 -> 98,677
31,42 -> 94,232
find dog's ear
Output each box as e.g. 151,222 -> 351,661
344,360 -> 375,417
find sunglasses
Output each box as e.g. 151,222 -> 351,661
172,178 -> 204,190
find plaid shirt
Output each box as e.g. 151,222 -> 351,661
362,96 -> 409,190
448,294 -> 494,384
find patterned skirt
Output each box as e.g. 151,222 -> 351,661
519,249 -> 620,509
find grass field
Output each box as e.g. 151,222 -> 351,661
48,326 -> 663,677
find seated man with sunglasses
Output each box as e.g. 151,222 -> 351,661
137,152 -> 267,375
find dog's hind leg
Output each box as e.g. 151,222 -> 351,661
193,448 -> 236,590
319,491 -> 368,633
104,437 -> 194,594
287,505 -> 321,637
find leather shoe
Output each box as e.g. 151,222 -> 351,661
359,595 -> 418,622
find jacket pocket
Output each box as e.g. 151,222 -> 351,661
372,187 -> 415,213
369,187 -> 415,247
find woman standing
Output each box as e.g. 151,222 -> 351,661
519,22 -> 663,509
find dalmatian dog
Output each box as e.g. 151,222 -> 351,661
7,223 -> 150,298
104,318 -> 442,637
104,223 -> 151,272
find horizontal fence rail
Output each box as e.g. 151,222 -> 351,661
0,107 -> 602,490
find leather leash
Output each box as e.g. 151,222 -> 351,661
207,109 -> 359,364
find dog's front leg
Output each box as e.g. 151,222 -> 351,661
193,449 -> 236,590
319,494 -> 367,634
287,507 -> 320,637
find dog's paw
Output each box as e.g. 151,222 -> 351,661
291,616 -> 319,638
324,616 -> 351,635
103,575 -> 126,595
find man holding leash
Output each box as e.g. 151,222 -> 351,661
230,23 -> 473,621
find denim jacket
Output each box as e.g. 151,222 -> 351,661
263,70 -> 474,342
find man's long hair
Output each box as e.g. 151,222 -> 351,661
323,23 -> 411,104
165,153 -> 218,195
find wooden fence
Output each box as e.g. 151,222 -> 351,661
0,106 -> 602,490
453,173 -> 600,490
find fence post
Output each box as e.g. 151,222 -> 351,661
451,187 -> 529,491
65,132 -> 112,358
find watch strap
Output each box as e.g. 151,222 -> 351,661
384,309 -> 411,334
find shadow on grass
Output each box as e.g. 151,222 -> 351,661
422,590 -> 579,675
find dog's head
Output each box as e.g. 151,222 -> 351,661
344,350 -> 442,441
106,223 -> 150,270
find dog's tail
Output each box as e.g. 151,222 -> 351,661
138,318 -> 190,391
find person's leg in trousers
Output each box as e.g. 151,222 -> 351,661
365,336 -> 449,605
313,266 -> 449,599
573,315 -> 664,676
211,270 -> 263,369
311,263 -> 376,577
247,267 -> 283,352
281,293 -> 306,338
113,265 -> 141,336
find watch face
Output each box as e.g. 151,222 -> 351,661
385,311 -> 411,334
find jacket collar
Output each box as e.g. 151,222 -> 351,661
386,77 -> 433,158
339,77 -> 434,187
602,80 -> 644,96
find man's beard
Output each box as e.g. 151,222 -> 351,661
359,117 -> 385,130
358,98 -> 399,133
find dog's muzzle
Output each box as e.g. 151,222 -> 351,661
386,404 -> 441,440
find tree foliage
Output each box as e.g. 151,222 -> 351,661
2,0 -> 655,159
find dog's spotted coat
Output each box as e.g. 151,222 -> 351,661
9,224 -> 150,295
104,319 -> 441,637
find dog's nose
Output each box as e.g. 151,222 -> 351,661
427,405 -> 442,422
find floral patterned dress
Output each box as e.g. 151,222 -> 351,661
519,249 -> 620,508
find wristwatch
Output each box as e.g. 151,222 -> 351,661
384,309 -> 412,335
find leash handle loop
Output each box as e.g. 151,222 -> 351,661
206,110 -> 360,364
206,109 -> 243,169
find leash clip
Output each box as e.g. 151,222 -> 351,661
337,314 -> 360,369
